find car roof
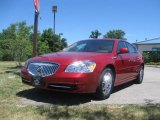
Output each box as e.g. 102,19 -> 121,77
81,38 -> 126,41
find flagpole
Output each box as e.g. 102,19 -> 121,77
33,0 -> 39,57
32,11 -> 39,57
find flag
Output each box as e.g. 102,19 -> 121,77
33,0 -> 39,13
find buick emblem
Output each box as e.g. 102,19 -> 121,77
36,65 -> 43,76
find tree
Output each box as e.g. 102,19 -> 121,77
0,21 -> 33,64
0,24 -> 17,40
104,29 -> 125,39
10,39 -> 32,66
10,21 -> 33,65
16,21 -> 33,41
41,28 -> 68,52
0,24 -> 17,60
60,38 -> 68,49
0,22 -> 68,62
89,29 -> 101,38
0,48 -> 3,60
38,41 -> 51,55
143,52 -> 150,63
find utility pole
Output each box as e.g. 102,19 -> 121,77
52,5 -> 57,34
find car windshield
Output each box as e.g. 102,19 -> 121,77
63,40 -> 114,53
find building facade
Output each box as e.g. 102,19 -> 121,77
133,37 -> 160,54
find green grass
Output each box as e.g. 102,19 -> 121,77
0,61 -> 160,120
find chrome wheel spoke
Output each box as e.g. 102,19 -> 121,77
102,72 -> 112,95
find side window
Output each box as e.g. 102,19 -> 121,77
117,41 -> 126,53
125,42 -> 137,53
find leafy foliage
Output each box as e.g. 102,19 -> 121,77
11,22 -> 32,65
38,41 -> 51,55
143,52 -> 150,63
89,29 -> 101,38
0,24 -> 17,40
0,21 -> 68,63
143,52 -> 160,63
0,24 -> 18,61
41,28 -> 67,52
0,39 -> 12,60
104,29 -> 125,39
10,39 -> 32,66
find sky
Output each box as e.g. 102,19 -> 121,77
0,0 -> 160,45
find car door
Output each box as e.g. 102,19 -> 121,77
125,42 -> 139,78
114,41 -> 131,85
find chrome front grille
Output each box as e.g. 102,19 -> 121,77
28,62 -> 59,77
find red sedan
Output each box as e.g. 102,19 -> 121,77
21,39 -> 144,99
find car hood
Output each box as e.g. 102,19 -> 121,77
31,52 -> 113,65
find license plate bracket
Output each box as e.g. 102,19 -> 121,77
32,75 -> 45,86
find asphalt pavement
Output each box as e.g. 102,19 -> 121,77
89,66 -> 160,105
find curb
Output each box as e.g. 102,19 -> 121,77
145,65 -> 160,68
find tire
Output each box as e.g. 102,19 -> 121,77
135,66 -> 144,84
95,68 -> 115,100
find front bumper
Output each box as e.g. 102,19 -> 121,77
21,67 -> 99,93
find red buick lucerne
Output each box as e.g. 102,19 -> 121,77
21,39 -> 144,99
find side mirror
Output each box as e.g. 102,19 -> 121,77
118,48 -> 128,54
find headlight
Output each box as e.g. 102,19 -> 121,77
65,60 -> 96,73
